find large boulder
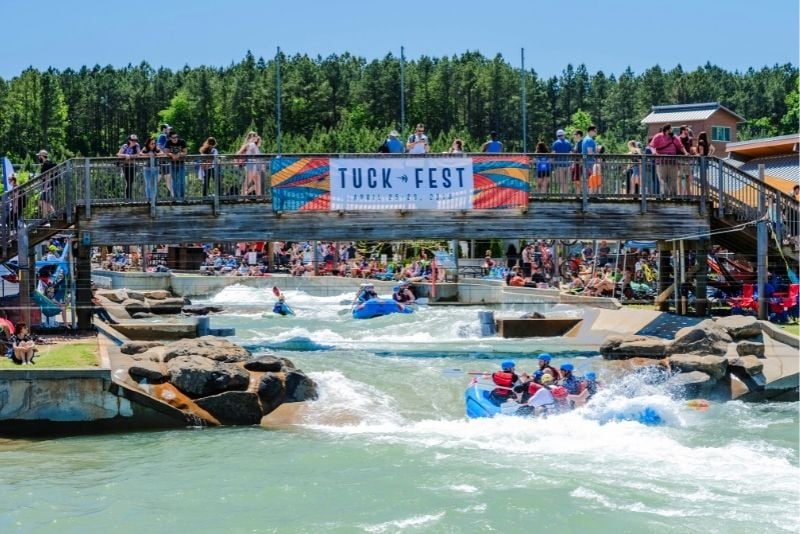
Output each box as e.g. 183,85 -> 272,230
600,335 -> 669,360
668,320 -> 731,356
195,391 -> 264,425
128,360 -> 170,382
668,370 -> 714,397
143,290 -> 171,300
162,336 -> 251,363
714,315 -> 762,339
120,340 -> 163,355
244,355 -> 285,372
132,312 -> 158,319
736,340 -> 765,358
182,305 -> 224,316
728,355 -> 764,376
123,299 -> 149,317
166,355 -> 250,397
131,346 -> 167,363
147,297 -> 186,315
257,373 -> 286,410
668,354 -> 729,380
97,289 -> 128,303
126,291 -> 146,302
284,370 -> 318,402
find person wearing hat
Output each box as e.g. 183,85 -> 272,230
37,149 -> 57,216
355,282 -> 378,304
535,353 -> 561,381
558,362 -> 581,394
117,134 -> 141,200
490,360 -> 520,406
392,281 -> 415,304
379,130 -> 404,154
46,244 -> 60,261
551,129 -> 573,194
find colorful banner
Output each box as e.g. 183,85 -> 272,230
270,155 -> 529,211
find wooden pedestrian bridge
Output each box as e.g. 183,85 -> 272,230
1,152 -> 795,255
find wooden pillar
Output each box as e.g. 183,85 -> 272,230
694,240 -> 708,317
75,242 -> 93,330
450,239 -> 459,283
657,241 -> 671,312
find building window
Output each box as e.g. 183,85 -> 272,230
711,126 -> 731,142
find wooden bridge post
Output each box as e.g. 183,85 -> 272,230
16,227 -> 33,327
149,153 -> 157,219
715,159 -> 724,220
75,242 -> 93,330
84,157 -> 92,220
581,155 -> 589,211
694,240 -> 708,316
698,157 -> 708,216
65,160 -> 74,224
757,164 -> 768,320
640,154 -> 647,214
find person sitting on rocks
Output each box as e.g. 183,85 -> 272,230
91,284 -> 119,325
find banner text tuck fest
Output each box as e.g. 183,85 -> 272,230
270,155 -> 530,212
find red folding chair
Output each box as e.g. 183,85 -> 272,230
728,284 -> 755,313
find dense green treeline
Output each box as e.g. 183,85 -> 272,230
0,51 -> 797,163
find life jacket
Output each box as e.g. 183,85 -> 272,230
527,382 -> 542,396
492,371 -> 515,397
551,386 -> 570,409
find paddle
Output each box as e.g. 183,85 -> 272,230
442,368 -> 489,379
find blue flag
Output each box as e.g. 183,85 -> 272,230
1,157 -> 13,191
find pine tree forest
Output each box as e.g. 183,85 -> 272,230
1,51 -> 797,166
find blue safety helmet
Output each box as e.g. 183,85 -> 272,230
560,363 -> 574,372
585,372 -> 597,381
501,360 -> 516,371
538,353 -> 552,362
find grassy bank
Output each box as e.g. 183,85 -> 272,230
0,340 -> 99,369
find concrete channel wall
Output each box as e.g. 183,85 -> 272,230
95,270 -> 620,307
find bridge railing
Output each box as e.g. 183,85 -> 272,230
0,153 -> 797,253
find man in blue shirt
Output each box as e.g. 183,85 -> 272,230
551,129 -> 573,194
481,131 -> 503,153
384,130 -> 405,154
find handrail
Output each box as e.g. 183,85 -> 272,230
1,154 -> 796,257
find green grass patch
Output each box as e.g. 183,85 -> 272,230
779,323 -> 800,337
0,341 -> 99,369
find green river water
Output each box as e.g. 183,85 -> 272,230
0,285 -> 797,533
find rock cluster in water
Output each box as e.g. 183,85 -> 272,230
599,315 -> 770,400
95,289 -> 223,319
120,336 -> 318,425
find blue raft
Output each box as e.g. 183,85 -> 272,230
464,379 -> 664,425
352,298 -> 414,320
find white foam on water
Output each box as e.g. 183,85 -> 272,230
361,511 -> 446,533
306,370 -> 405,426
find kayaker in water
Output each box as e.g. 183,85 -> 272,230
490,360 -> 521,406
273,295 -> 293,316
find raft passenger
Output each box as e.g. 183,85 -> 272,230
490,360 -> 520,406
559,363 -> 580,394
536,353 -> 561,381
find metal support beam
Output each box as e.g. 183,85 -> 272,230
757,164 -> 767,320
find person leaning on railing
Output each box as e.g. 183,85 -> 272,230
139,137 -> 163,201
117,134 -> 141,200
648,124 -> 686,199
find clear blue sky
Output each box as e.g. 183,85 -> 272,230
2,0 -> 797,79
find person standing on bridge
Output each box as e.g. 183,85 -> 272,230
406,124 -> 430,154
156,124 -> 174,197
165,130 -> 188,199
649,124 -> 685,198
37,149 -> 57,216
117,134 -> 141,200
551,129 -> 573,194
481,131 -> 503,153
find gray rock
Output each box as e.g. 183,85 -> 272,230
143,290 -> 171,300
126,291 -> 146,302
600,335 -> 668,360
166,355 -> 250,397
715,315 -> 762,339
147,297 -> 186,315
284,370 -> 318,402
257,373 -> 285,408
668,370 -> 714,397
128,361 -> 169,382
162,336 -> 251,363
195,391 -> 264,425
120,340 -> 163,355
669,320 -> 732,356
244,355 -> 284,372
728,355 -> 764,376
132,312 -> 158,319
97,289 -> 128,303
736,340 -> 765,358
122,299 -> 149,317
132,346 -> 167,363
182,305 -> 224,316
280,357 -> 296,370
668,354 -> 729,380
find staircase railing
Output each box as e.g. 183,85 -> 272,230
0,160 -> 73,259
